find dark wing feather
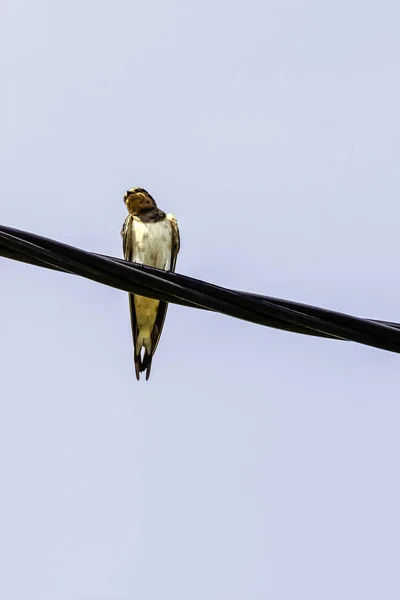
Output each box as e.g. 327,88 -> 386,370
121,215 -> 142,380
168,213 -> 180,271
148,214 -> 181,360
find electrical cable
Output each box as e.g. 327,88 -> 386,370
1,224 -> 400,355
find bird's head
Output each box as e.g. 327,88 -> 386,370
123,187 -> 157,215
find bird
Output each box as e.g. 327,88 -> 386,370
121,187 -> 180,380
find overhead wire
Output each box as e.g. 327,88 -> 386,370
1,224 -> 400,355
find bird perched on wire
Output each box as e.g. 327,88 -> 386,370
121,187 -> 180,380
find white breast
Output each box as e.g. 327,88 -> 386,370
131,219 -> 173,270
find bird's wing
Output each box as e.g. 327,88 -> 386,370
121,215 -> 142,380
167,213 -> 180,272
149,214 -> 181,358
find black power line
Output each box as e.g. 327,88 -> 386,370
1,224 -> 400,355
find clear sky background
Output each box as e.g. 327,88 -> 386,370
1,1 -> 400,598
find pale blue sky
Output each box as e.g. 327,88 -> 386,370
1,1 -> 400,598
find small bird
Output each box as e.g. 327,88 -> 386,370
121,187 -> 180,380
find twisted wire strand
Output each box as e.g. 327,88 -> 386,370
1,224 -> 400,355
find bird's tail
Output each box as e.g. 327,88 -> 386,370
134,347 -> 153,381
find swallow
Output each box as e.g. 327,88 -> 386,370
121,187 -> 180,380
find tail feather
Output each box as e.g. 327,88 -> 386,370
143,351 -> 153,381
134,356 -> 141,381
134,347 -> 153,381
